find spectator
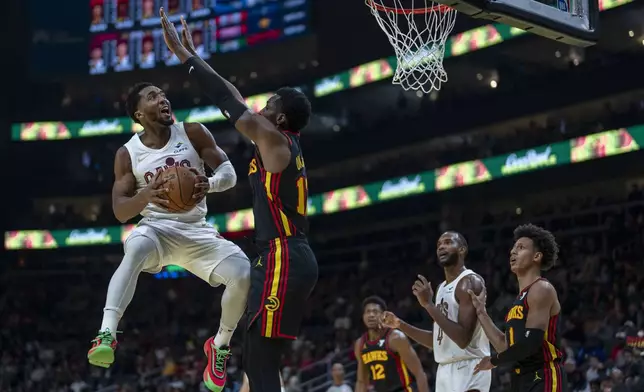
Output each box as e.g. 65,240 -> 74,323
327,363 -> 352,392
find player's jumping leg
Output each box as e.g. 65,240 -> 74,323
203,253 -> 251,392
88,235 -> 157,368
242,321 -> 288,392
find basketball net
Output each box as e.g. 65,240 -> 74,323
366,0 -> 457,94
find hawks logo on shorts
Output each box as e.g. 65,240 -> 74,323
264,295 -> 280,312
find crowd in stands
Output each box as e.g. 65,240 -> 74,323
2,180 -> 644,392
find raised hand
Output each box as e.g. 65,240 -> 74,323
160,7 -> 191,62
180,16 -> 198,56
412,275 -> 434,308
381,311 -> 401,329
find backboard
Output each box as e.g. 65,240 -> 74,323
439,0 -> 599,46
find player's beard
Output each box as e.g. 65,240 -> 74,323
438,252 -> 459,267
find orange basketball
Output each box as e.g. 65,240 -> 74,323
155,166 -> 201,213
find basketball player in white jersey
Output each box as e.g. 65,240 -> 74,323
382,231 -> 491,392
87,82 -> 250,392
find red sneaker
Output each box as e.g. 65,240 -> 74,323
87,329 -> 118,368
203,337 -> 231,392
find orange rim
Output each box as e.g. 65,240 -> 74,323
366,0 -> 451,14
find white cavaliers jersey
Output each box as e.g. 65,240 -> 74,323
124,122 -> 208,223
433,269 -> 490,364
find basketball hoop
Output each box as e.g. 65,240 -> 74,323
365,0 -> 457,94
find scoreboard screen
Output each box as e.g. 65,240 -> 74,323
88,0 -> 309,74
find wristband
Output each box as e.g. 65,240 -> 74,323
207,161 -> 237,193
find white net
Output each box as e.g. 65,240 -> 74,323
366,0 -> 457,93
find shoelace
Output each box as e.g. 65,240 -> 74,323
91,329 -> 121,345
214,348 -> 231,372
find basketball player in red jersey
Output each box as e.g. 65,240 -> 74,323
161,10 -> 317,392
469,224 -> 567,392
355,296 -> 429,392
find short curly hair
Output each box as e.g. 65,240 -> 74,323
513,224 -> 559,271
125,82 -> 154,124
362,296 -> 387,312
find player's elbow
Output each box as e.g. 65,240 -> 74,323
114,211 -> 129,224
112,204 -> 131,223
456,334 -> 473,350
456,339 -> 471,350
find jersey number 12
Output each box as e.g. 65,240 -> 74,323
370,364 -> 385,380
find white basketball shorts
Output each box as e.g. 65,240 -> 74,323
124,217 -> 245,285
435,358 -> 491,392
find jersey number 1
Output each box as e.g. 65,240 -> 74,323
370,364 -> 385,380
296,176 -> 308,215
508,327 -> 515,346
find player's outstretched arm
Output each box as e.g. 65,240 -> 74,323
184,122 -> 236,197
182,56 -> 289,173
353,339 -> 369,392
488,280 -> 555,367
112,147 -> 169,223
388,331 -> 430,392
160,9 -> 290,173
467,286 -> 507,353
382,311 -> 433,350
398,321 -> 434,350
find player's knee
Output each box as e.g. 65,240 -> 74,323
234,259 -> 251,292
122,235 -> 157,269
210,253 -> 251,288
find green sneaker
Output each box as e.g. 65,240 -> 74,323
203,337 -> 231,392
87,329 -> 118,368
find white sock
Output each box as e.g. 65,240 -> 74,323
214,326 -> 235,348
100,310 -> 121,339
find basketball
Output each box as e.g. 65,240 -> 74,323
155,166 -> 201,213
